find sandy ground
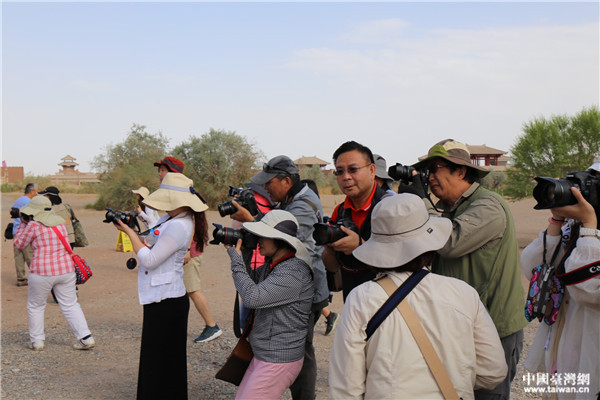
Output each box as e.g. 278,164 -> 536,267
1,193 -> 549,399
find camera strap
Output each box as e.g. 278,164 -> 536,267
371,272 -> 460,400
365,269 -> 429,341
138,216 -> 173,237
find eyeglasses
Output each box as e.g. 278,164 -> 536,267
428,163 -> 450,174
334,163 -> 373,176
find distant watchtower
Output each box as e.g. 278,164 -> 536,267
58,155 -> 79,174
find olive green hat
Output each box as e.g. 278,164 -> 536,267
413,139 -> 490,179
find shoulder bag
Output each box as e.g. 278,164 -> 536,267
525,228 -> 600,325
215,308 -> 255,386
51,226 -> 93,284
4,223 -> 14,239
64,204 -> 88,247
371,272 -> 460,400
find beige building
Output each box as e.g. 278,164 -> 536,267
294,156 -> 330,169
49,155 -> 100,185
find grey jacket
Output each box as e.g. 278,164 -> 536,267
229,248 -> 314,363
282,184 -> 330,305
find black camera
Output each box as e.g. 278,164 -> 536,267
217,188 -> 259,218
209,223 -> 258,249
388,163 -> 430,193
313,218 -> 358,246
103,208 -> 140,231
533,170 -> 599,210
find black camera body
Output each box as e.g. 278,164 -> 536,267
209,223 -> 258,249
533,170 -> 599,210
388,163 -> 430,193
217,187 -> 260,218
313,218 -> 358,246
103,208 -> 140,230
10,207 -> 20,219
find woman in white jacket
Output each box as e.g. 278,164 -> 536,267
521,185 -> 599,399
114,173 -> 208,400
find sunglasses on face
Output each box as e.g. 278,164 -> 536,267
333,163 -> 373,177
428,163 -> 450,174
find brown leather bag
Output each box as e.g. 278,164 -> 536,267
215,336 -> 253,386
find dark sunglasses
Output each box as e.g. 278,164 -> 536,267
428,163 -> 450,174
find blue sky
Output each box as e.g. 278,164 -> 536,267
2,1 -> 599,176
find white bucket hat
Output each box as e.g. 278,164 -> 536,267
132,186 -> 150,199
353,193 -> 452,268
242,210 -> 312,269
142,173 -> 208,212
19,195 -> 65,227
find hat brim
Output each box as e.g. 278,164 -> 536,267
413,156 -> 490,179
20,205 -> 65,227
353,216 -> 452,268
132,188 -> 150,198
143,188 -> 208,212
251,170 -> 279,185
242,221 -> 312,269
375,171 -> 393,181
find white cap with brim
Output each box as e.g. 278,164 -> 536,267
353,194 -> 452,268
20,195 -> 65,227
142,173 -> 208,212
242,210 -> 312,269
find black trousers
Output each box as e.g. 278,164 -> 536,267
137,294 -> 190,400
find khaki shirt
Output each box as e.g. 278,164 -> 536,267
329,270 -> 507,399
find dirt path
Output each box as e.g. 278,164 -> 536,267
1,193 -> 547,399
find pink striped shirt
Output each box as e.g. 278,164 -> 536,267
13,221 -> 74,276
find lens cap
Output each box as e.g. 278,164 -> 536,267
126,258 -> 137,270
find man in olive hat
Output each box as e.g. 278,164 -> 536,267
413,139 -> 527,400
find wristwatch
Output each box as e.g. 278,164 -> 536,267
579,227 -> 600,239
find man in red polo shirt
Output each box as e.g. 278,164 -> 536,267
322,141 -> 392,301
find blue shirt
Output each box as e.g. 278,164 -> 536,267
11,195 -> 31,235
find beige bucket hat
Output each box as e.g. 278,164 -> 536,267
20,195 -> 65,227
242,210 -> 312,269
142,173 -> 208,212
353,193 -> 452,268
132,186 -> 150,199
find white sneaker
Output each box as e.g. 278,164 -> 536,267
73,336 -> 95,350
30,340 -> 44,351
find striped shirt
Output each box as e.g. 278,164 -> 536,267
228,248 -> 314,363
13,221 -> 74,276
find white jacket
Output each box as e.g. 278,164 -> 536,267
329,269 -> 507,400
136,212 -> 191,305
521,230 -> 600,399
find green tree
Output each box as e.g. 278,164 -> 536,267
299,165 -> 326,187
172,129 -> 264,206
91,124 -> 170,210
505,106 -> 600,199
